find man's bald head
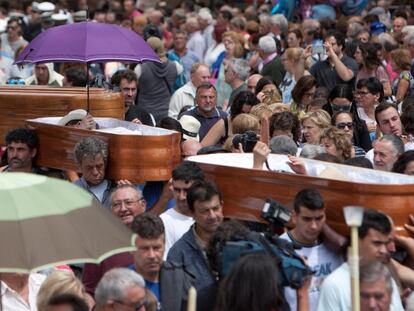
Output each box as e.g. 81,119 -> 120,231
247,74 -> 263,93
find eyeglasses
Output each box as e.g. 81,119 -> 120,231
114,298 -> 148,310
111,198 -> 145,209
304,91 -> 315,97
7,25 -> 18,31
355,91 -> 370,97
336,122 -> 353,130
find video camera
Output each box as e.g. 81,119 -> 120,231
220,199 -> 313,289
232,131 -> 259,152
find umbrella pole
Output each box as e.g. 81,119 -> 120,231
87,62 -> 90,113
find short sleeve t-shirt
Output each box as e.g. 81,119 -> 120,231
280,232 -> 343,311
356,66 -> 389,85
392,70 -> 414,97
310,55 -> 358,92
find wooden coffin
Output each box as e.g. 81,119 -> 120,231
0,86 -> 124,144
26,117 -> 181,183
188,153 -> 414,236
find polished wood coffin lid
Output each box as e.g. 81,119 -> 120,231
189,154 -> 414,236
26,117 -> 181,183
0,86 -> 124,144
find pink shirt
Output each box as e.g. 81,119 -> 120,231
385,61 -> 398,83
356,66 -> 390,85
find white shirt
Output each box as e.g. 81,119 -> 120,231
187,31 -> 206,62
160,207 -> 194,260
204,42 -> 225,68
0,55 -> 12,85
168,81 -> 197,119
317,262 -> 404,311
0,273 -> 46,311
201,24 -> 215,58
281,232 -> 343,311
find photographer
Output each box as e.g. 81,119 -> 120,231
309,31 -> 358,93
197,220 -> 311,311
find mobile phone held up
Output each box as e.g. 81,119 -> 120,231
312,39 -> 325,55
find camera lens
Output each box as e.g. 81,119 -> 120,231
232,134 -> 243,149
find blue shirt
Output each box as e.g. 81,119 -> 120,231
146,280 -> 161,310
183,107 -> 228,141
141,181 -> 175,211
128,264 -> 161,311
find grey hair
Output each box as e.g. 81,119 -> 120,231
95,268 -> 145,306
300,144 -> 326,159
303,19 -> 320,31
110,184 -> 143,207
229,58 -> 250,81
378,134 -> 405,156
405,33 -> 414,46
198,8 -> 213,24
360,261 -> 392,292
190,62 -> 209,75
230,16 -> 246,31
258,13 -> 271,26
258,35 -> 276,54
269,135 -> 298,155
348,22 -> 364,39
74,137 -> 108,166
270,14 -> 288,34
377,33 -> 398,52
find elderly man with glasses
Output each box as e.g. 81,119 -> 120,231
94,268 -> 148,311
82,185 -> 146,296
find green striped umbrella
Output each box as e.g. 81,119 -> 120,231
0,172 -> 136,273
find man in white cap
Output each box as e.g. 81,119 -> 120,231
51,13 -> 68,26
25,63 -> 64,86
37,1 -> 55,13
25,2 -> 42,41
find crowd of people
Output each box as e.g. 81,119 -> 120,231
2,0 -> 414,310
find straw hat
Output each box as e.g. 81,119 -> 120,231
58,109 -> 87,126
179,115 -> 201,141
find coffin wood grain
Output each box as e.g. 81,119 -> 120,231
26,119 -> 181,183
0,86 -> 124,144
195,161 -> 414,237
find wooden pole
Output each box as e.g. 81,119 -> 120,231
187,286 -> 196,311
350,226 -> 360,311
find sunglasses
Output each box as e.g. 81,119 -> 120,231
336,122 -> 353,130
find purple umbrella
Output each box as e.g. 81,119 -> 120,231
15,21 -> 160,111
15,21 -> 160,64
